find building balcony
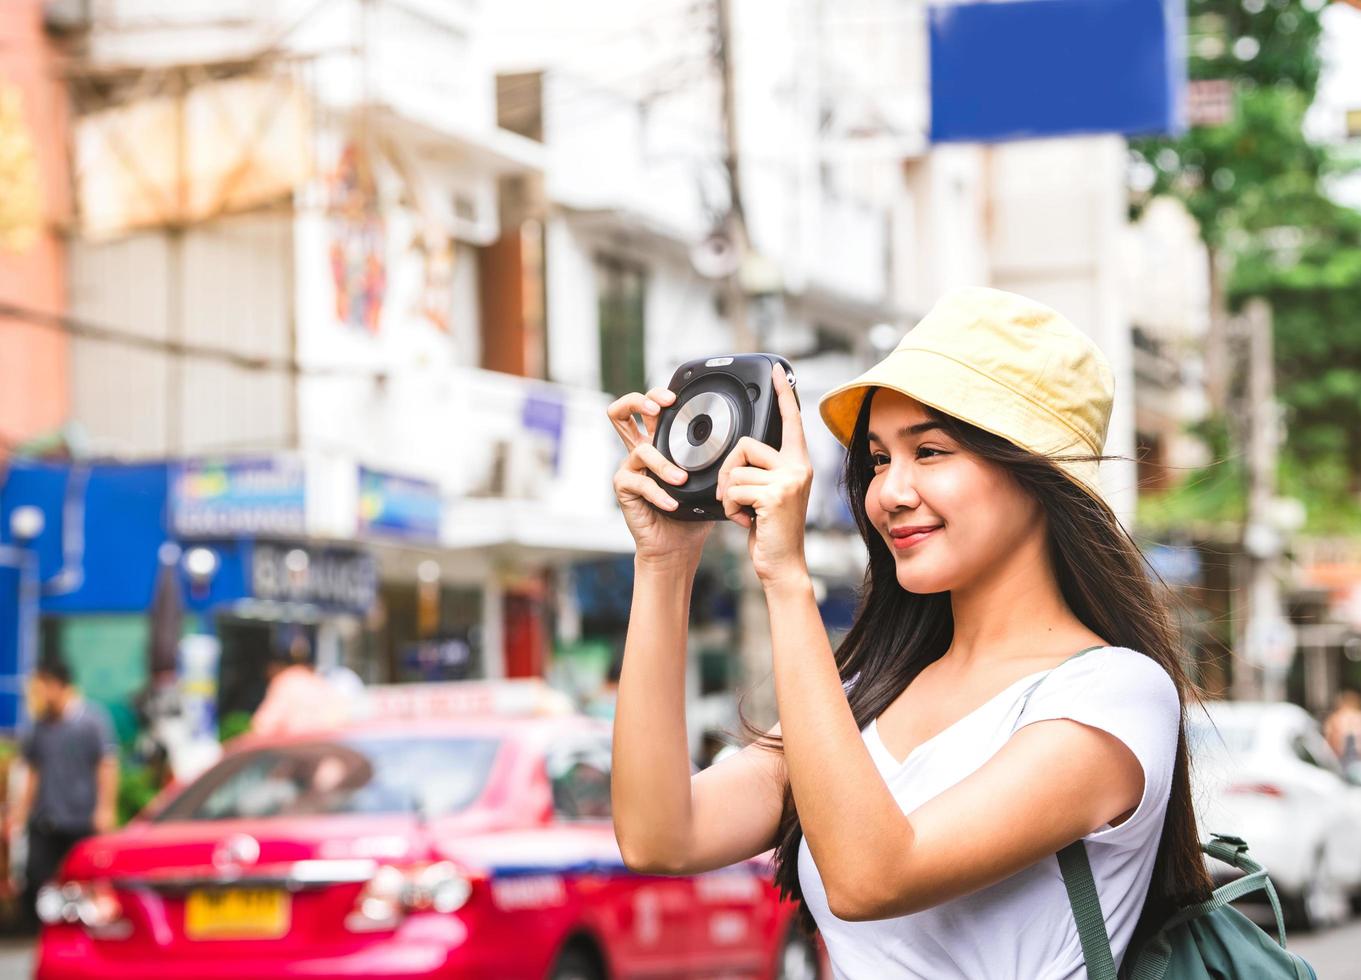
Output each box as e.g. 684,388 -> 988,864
299,365 -> 633,562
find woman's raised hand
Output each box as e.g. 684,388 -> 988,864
715,365 -> 813,589
607,387 -> 714,566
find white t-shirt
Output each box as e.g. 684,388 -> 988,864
797,646 -> 1179,980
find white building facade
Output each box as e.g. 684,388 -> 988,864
54,0 -> 632,695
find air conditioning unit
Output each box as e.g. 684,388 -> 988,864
475,435 -> 555,500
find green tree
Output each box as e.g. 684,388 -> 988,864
1130,0 -> 1361,529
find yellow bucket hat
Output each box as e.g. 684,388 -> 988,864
817,287 -> 1115,503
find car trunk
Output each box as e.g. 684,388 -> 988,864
56,813 -> 441,961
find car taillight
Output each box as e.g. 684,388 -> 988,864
1226,782 -> 1285,798
345,862 -> 476,933
36,881 -> 131,938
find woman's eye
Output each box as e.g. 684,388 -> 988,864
917,446 -> 945,459
870,453 -> 891,468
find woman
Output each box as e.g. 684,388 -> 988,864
606,288 -> 1212,978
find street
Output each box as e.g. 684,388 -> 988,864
1292,918 -> 1361,978
0,918 -> 1357,980
0,941 -> 29,979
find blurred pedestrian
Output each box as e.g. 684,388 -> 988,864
606,288 -> 1214,977
252,633 -> 349,736
1323,688 -> 1361,772
584,650 -> 623,722
10,658 -> 118,927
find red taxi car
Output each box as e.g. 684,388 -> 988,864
35,681 -> 823,980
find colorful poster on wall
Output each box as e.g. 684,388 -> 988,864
327,142 -> 386,334
417,227 -> 456,333
171,457 -> 307,537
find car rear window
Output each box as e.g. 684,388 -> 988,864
1188,720 -> 1255,757
155,736 -> 501,822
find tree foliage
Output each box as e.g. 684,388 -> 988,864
1130,0 -> 1361,520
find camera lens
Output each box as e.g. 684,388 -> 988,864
669,390 -> 736,471
687,415 -> 713,446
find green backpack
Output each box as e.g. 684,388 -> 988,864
1059,833 -> 1318,979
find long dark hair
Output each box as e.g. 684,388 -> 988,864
755,389 -> 1213,940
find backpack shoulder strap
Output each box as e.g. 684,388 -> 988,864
1013,644 -> 1107,721
1025,646 -> 1122,978
1058,841 -> 1119,980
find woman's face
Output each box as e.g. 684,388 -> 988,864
864,389 -> 1045,594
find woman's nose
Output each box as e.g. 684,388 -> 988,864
877,462 -> 921,511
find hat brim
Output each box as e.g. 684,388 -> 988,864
817,348 -> 1105,504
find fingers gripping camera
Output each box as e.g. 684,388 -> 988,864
649,354 -> 798,521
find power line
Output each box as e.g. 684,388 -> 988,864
0,299 -> 396,381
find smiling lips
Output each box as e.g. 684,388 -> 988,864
889,525 -> 941,550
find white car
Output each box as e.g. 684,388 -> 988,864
1188,700 -> 1361,931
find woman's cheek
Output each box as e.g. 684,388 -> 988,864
864,474 -> 886,524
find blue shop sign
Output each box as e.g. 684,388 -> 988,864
172,457 -> 306,538
1,462 -> 170,614
929,0 -> 1185,143
357,467 -> 441,542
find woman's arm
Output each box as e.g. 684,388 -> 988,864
610,556 -> 698,869
605,384 -> 787,875
765,577 -> 1144,921
611,557 -> 788,874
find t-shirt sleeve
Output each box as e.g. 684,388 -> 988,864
18,725 -> 36,765
1013,647 -> 1180,846
88,703 -> 118,757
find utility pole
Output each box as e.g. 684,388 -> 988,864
715,0 -> 777,728
1235,298 -> 1292,701
715,0 -> 754,353
1203,247 -> 1231,416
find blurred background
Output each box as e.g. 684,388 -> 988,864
1,0 -> 1360,977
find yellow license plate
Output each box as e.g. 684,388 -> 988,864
185,888 -> 290,940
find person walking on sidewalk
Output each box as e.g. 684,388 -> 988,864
11,658 -> 118,927
1323,688 -> 1361,775
252,632 -> 351,736
606,288 -> 1214,979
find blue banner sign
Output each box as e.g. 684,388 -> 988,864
357,467 -> 442,541
929,0 -> 1185,143
0,552 -> 26,731
172,457 -> 307,538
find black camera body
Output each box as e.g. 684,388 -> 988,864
650,353 -> 797,521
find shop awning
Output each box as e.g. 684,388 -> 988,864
442,499 -> 635,565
